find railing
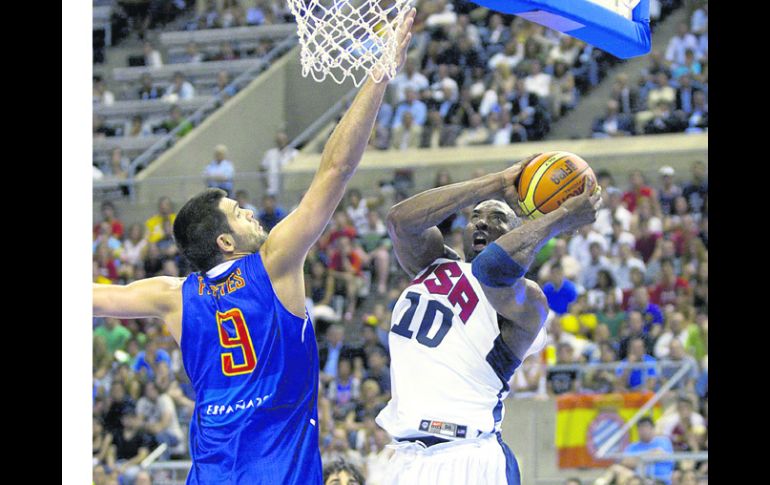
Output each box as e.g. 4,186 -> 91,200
122,36 -> 298,196
146,460 -> 191,485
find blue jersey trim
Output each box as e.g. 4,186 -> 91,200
497,432 -> 522,485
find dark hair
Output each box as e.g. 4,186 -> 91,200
322,459 -> 365,485
637,416 -> 654,427
173,188 -> 231,272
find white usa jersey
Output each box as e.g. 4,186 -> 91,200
376,254 -> 546,441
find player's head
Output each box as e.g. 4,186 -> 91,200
323,459 -> 364,485
173,188 -> 267,272
463,199 -> 521,262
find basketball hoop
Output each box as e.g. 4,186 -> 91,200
287,0 -> 414,86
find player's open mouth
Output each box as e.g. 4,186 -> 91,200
473,231 -> 488,251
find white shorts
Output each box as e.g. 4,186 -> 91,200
380,432 -> 520,485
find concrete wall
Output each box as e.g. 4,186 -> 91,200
117,45 -> 354,219
106,132 -> 706,226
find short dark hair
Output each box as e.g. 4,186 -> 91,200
173,188 -> 231,272
637,416 -> 654,427
322,459 -> 365,485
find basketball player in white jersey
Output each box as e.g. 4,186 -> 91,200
375,156 -> 602,484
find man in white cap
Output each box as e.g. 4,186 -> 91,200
657,166 -> 682,216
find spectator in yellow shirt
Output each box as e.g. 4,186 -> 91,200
145,196 -> 176,243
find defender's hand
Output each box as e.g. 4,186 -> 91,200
559,178 -> 602,232
373,8 -> 416,82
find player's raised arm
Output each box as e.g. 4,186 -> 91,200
387,155 -> 539,277
260,10 -> 415,302
93,277 -> 183,322
472,185 -> 602,360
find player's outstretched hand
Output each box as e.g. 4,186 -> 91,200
373,7 -> 416,83
559,178 -> 603,232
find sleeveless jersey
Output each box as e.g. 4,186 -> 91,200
180,252 -> 322,484
376,254 -> 524,440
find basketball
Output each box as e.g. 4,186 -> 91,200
517,151 -> 597,220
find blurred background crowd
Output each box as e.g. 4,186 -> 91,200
91,0 -> 707,484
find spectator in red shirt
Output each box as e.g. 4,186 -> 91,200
622,170 -> 656,213
320,211 -> 359,256
635,219 -> 662,263
328,235 -> 365,322
649,259 -> 690,307
93,201 -> 125,239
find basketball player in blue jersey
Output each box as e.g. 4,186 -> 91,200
375,155 -> 602,484
93,10 -> 416,484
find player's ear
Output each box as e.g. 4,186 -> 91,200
216,233 -> 236,254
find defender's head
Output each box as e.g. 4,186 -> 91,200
173,188 -> 268,272
463,199 -> 521,262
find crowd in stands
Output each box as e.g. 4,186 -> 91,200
591,3 -> 708,138
93,157 -> 707,484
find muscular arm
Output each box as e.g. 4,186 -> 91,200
386,172 -> 507,277
93,277 -> 184,341
477,188 -> 601,360
260,11 -> 415,316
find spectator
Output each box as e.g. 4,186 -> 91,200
610,73 -> 641,115
307,259 -> 337,323
319,324 -> 358,384
665,23 -> 699,67
257,195 -> 287,231
155,105 -> 193,137
392,88 -> 428,128
93,113 -> 117,138
684,313 -> 707,364
594,187 -> 633,235
363,427 -> 393,485
136,380 -> 184,453
592,100 -> 634,138
644,101 -> 688,135
649,259 -> 690,307
596,291 -> 627,340
618,311 -> 654,358
93,76 -> 115,106
391,58 -> 430,104
214,70 -> 238,99
143,41 -> 163,67
656,395 -> 707,452
132,339 -> 172,381
94,201 -> 125,240
616,337 -> 657,392
547,343 -> 579,395
181,42 -> 204,64
138,73 -> 160,100
235,189 -> 258,213
523,59 -> 551,99
203,144 -> 235,196
623,417 -> 675,485
681,161 -> 707,216
653,311 -> 689,359
660,339 -> 699,394
145,196 -> 176,244
163,71 -> 195,101
511,354 -> 545,397
103,381 -> 136,437
685,91 -> 708,134
260,130 -> 298,197
363,347 -> 390,395
321,453 -> 365,484
629,287 -> 664,334
656,166 -> 682,216
580,242 -> 615,291
539,238 -> 582,282
358,210 -> 391,295
106,408 -> 156,482
510,78 -> 549,141
95,318 -> 133,356
455,113 -> 490,146
646,73 -> 676,109
543,263 -> 578,315
390,111 -> 422,150
622,170 -> 656,214
127,115 -> 151,137
328,235 -> 366,321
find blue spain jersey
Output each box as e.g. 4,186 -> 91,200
180,252 -> 322,484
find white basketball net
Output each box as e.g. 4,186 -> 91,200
287,0 -> 413,86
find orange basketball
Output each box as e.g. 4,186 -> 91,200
516,151 -> 597,219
